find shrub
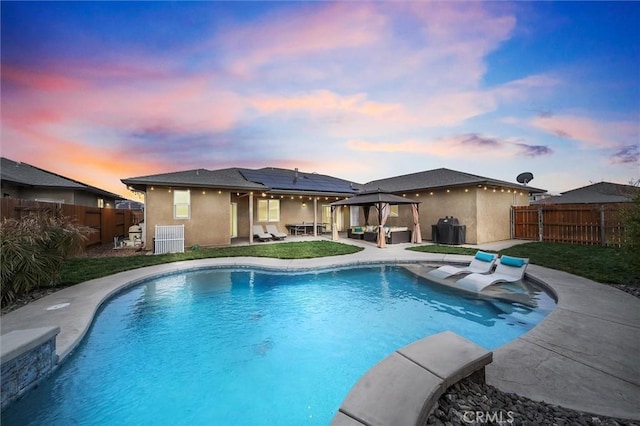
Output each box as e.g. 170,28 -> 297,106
1,212 -> 93,304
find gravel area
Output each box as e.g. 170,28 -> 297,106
426,376 -> 638,426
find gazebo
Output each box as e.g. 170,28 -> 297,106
330,190 -> 422,248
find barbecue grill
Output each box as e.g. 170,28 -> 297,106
431,216 -> 466,244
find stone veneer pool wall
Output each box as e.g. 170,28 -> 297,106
1,326 -> 60,411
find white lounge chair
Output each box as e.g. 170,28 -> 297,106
253,225 -> 272,242
266,224 -> 287,240
455,256 -> 529,292
427,251 -> 497,280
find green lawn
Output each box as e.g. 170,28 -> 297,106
60,241 -> 363,286
408,242 -> 639,286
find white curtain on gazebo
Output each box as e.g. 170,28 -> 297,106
411,204 -> 422,243
377,202 -> 391,248
331,206 -> 339,241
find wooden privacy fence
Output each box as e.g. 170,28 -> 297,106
1,198 -> 144,248
511,203 -> 628,246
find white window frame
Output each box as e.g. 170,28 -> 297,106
173,189 -> 191,219
257,199 -> 280,222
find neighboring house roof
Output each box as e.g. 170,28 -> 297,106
533,182 -> 639,204
361,168 -> 545,193
122,168 -> 268,192
239,167 -> 360,195
1,157 -> 122,199
115,199 -> 145,210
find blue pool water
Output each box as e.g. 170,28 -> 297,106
2,265 -> 555,425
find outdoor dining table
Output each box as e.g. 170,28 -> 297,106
285,223 -> 327,235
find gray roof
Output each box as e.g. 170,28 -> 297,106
361,168 -> 545,193
1,157 -> 121,199
535,182 -> 639,204
121,168 -> 268,192
331,191 -> 419,207
122,167 -> 360,195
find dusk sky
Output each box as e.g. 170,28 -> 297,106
1,1 -> 638,200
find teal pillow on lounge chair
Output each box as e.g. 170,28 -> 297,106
474,251 -> 495,263
500,255 -> 526,267
354,227 -> 362,233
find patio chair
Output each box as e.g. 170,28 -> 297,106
266,224 -> 287,240
455,256 -> 529,292
427,251 -> 497,280
253,225 -> 272,242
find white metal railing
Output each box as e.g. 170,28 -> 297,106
154,225 -> 185,254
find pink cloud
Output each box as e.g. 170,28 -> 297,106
217,3 -> 387,78
248,90 -> 402,118
530,115 -> 637,149
2,64 -> 244,139
1,64 -> 86,91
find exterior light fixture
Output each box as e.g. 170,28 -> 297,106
302,202 -> 307,207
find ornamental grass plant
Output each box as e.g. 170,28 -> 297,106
0,212 -> 93,304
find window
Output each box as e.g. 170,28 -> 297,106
389,205 -> 399,217
97,198 -> 104,208
174,190 -> 190,219
258,199 -> 280,222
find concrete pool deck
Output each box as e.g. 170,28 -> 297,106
1,238 -> 639,420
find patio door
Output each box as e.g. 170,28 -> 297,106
230,203 -> 238,238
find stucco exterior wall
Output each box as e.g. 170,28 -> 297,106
476,189 -> 530,243
145,187 -> 231,248
378,187 -> 530,245
142,184 -> 532,248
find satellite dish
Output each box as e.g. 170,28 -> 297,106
516,172 -> 534,186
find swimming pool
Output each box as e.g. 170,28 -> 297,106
2,265 -> 555,425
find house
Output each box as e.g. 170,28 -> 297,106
122,166 -> 545,248
532,182 -> 639,205
359,168 -> 545,244
121,167 -> 360,248
1,157 -> 121,208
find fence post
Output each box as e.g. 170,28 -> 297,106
537,206 -> 543,242
599,205 -> 606,246
510,206 -> 514,239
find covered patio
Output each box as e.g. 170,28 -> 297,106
330,190 -> 422,248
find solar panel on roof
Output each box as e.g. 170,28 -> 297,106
240,169 -> 355,193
